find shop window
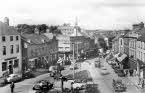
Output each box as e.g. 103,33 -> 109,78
2,62 -> 7,71
14,59 -> 19,68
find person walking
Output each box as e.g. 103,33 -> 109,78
10,82 -> 15,93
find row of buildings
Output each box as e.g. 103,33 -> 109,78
112,22 -> 145,83
0,17 -> 97,77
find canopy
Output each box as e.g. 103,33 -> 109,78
117,54 -> 127,62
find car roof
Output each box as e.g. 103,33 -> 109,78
9,74 -> 17,77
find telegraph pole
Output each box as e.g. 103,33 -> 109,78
73,43 -> 75,79
77,42 -> 79,60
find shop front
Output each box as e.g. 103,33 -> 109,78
137,59 -> 145,84
116,53 -> 128,69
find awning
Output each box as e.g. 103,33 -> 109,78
106,53 -> 114,60
117,54 -> 127,62
29,58 -> 37,61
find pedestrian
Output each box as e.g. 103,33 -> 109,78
129,70 -> 133,76
10,82 -> 15,93
125,70 -> 128,77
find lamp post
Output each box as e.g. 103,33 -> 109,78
72,43 -> 75,79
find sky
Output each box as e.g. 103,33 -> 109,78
0,0 -> 145,30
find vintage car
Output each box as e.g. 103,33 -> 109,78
100,67 -> 110,75
23,70 -> 35,79
32,80 -> 53,92
6,74 -> 22,83
112,79 -> 127,92
71,79 -> 86,90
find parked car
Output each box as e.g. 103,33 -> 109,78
33,80 -> 53,92
0,78 -> 7,87
72,80 -> 86,90
23,70 -> 35,79
100,67 -> 110,75
112,79 -> 127,92
6,74 -> 22,83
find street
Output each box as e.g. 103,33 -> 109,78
82,57 -> 143,93
0,57 -> 144,93
0,73 -> 54,93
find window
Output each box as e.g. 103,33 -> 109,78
14,59 -> 19,68
16,45 -> 19,53
2,62 -> 7,71
10,45 -> 14,54
140,42 -> 142,49
138,42 -> 140,48
65,47 -> 69,50
2,36 -> 6,42
3,46 -> 6,55
59,47 -> 63,49
16,36 -> 19,41
120,39 -> 123,45
10,36 -> 13,41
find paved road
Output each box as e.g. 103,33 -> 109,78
82,57 -> 142,93
0,73 -> 54,93
0,57 -> 143,93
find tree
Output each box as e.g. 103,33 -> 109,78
37,24 -> 48,33
49,26 -> 62,34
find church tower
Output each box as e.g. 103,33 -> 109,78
4,17 -> 9,26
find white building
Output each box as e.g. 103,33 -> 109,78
57,35 -> 71,61
58,23 -> 74,36
0,18 -> 22,77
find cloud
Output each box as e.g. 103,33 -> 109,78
0,0 -> 145,29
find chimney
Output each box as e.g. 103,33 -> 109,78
4,17 -> 9,26
34,27 -> 40,34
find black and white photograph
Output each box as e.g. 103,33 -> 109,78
0,0 -> 145,93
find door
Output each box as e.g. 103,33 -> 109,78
9,65 -> 13,74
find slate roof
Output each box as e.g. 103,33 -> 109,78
0,21 -> 19,35
137,33 -> 145,42
22,33 -> 50,44
112,35 -> 122,41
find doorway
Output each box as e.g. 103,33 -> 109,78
9,65 -> 13,74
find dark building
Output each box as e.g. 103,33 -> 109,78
21,29 -> 58,72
